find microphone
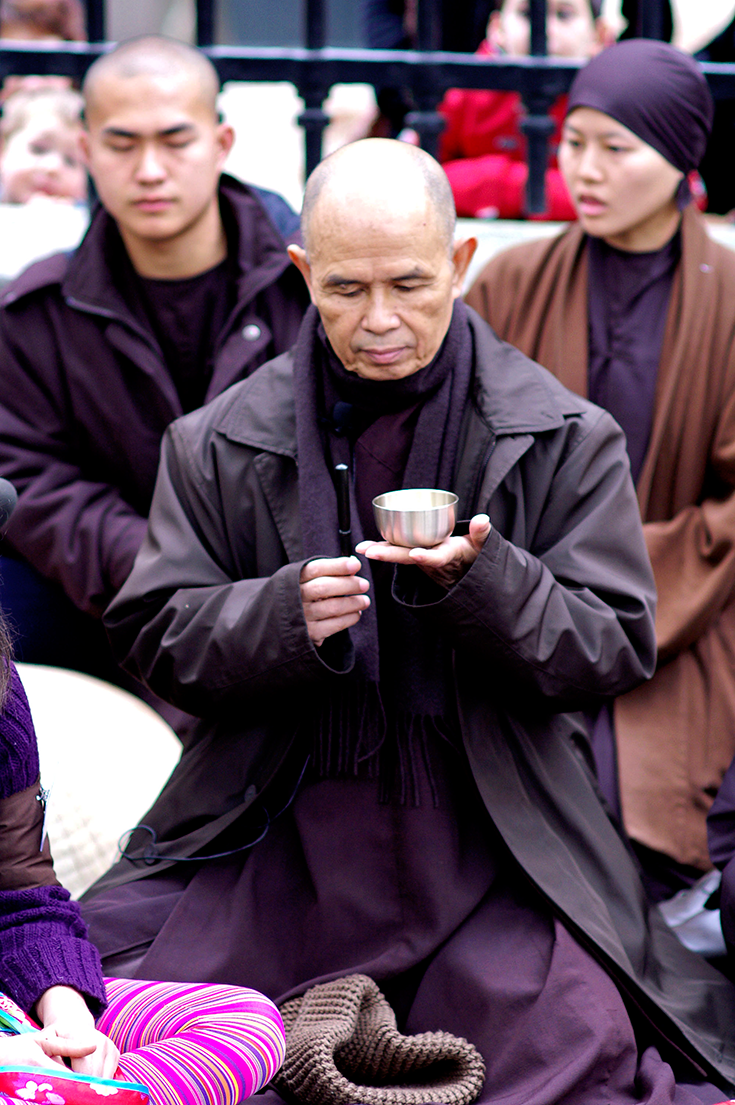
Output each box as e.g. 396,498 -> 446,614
0,479 -> 17,531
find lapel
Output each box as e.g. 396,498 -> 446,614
215,350 -> 302,561
635,206 -> 718,519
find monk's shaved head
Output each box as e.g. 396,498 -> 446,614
83,36 -> 220,122
288,138 -> 475,382
301,138 -> 456,259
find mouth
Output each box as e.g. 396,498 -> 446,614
576,194 -> 607,217
359,347 -> 408,366
132,197 -> 174,213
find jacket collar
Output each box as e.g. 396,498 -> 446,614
465,308 -> 586,433
215,309 -> 588,457
1,174 -> 292,336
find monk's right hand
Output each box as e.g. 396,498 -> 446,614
300,556 -> 370,647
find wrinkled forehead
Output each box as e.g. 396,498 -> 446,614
308,188 -> 450,267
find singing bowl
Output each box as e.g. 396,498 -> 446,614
372,488 -> 458,548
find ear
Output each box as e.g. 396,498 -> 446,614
77,127 -> 91,169
215,122 -> 235,169
287,243 -> 315,300
451,237 -> 478,297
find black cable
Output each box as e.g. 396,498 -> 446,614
117,755 -> 311,866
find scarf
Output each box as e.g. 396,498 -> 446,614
292,300 -> 473,803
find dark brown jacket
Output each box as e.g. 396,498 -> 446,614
88,310 -> 735,1092
0,174 -> 308,617
466,205 -> 735,870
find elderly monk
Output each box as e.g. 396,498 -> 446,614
83,139 -> 735,1104
0,35 -> 306,705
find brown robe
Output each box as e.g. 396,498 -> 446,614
466,204 -> 735,869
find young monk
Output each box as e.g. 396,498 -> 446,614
466,39 -> 729,901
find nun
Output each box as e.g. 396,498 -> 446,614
466,39 -> 734,903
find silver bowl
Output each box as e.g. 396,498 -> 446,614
372,488 -> 458,548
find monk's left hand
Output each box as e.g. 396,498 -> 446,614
356,514 -> 492,589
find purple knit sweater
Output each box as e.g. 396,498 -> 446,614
0,663 -> 107,1015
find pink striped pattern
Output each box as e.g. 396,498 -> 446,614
98,978 -> 285,1105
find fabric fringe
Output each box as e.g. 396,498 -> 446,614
302,689 -> 458,809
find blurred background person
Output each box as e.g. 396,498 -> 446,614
0,0 -> 86,101
437,0 -> 612,220
0,0 -> 85,42
0,86 -> 86,203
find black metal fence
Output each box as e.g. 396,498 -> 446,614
1,0 -> 734,214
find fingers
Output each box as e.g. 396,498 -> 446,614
300,571 -> 369,604
300,555 -> 371,646
71,1034 -> 121,1079
40,1033 -> 97,1059
355,539 -> 415,564
300,555 -> 362,583
468,514 -> 492,550
0,1033 -> 64,1070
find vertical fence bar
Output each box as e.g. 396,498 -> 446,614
638,0 -> 666,39
406,0 -> 446,160
85,0 -> 105,42
416,0 -> 441,50
297,0 -> 330,178
306,0 -> 326,48
529,0 -> 547,56
196,0 -> 215,47
520,0 -> 555,213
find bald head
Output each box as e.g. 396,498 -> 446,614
83,36 -> 220,122
288,139 -> 475,383
301,139 -> 456,260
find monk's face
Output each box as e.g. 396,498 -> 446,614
81,71 -> 233,250
559,107 -> 683,252
290,198 -> 473,381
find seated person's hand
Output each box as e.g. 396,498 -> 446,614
300,556 -> 371,646
34,984 -> 120,1079
0,1028 -> 67,1070
356,514 -> 492,589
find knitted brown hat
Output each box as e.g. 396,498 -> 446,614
274,974 -> 486,1105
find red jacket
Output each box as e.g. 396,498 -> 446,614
438,40 -> 577,220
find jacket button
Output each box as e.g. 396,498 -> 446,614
242,323 -> 262,342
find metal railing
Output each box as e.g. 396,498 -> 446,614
0,0 -> 733,214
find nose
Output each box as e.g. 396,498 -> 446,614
577,144 -> 604,182
37,149 -> 64,175
362,289 -> 400,335
134,142 -> 166,184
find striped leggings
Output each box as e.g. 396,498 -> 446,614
98,977 -> 285,1105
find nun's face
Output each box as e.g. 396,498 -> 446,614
559,107 -> 684,252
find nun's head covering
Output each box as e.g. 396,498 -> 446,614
565,39 -> 713,181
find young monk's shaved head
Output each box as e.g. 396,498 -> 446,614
83,36 -> 220,123
300,138 -> 457,260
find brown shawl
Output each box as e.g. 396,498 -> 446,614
466,205 -> 735,868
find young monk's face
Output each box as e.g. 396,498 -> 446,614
559,107 -> 684,252
488,0 -> 606,58
81,71 -> 233,251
